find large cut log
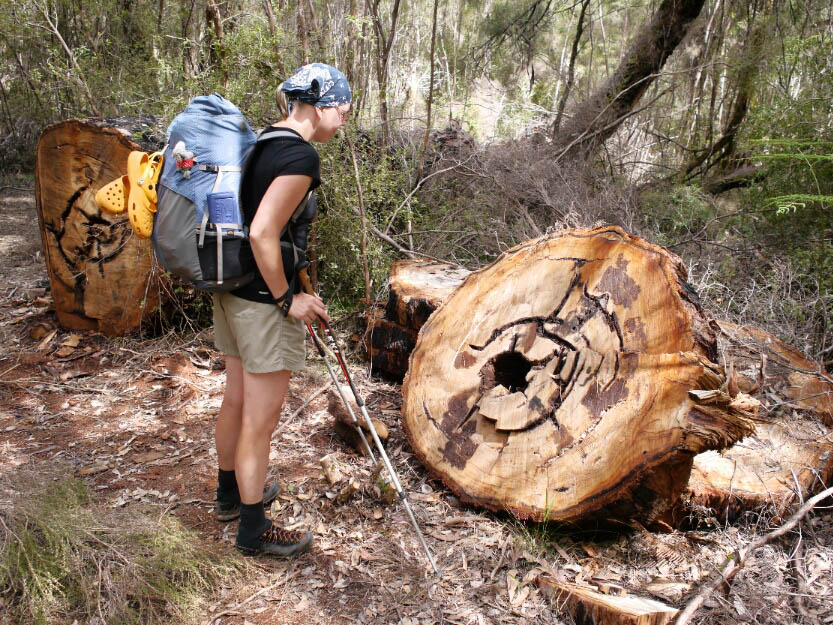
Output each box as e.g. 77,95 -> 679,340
385,259 -> 471,330
402,227 -> 757,523
366,259 -> 469,379
35,118 -> 163,335
686,320 -> 833,520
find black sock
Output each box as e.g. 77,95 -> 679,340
237,502 -> 270,547
217,469 -> 239,503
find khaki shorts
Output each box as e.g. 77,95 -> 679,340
212,293 -> 306,373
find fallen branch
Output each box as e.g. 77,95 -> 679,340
674,484 -> 833,625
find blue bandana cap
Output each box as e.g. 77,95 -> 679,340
281,63 -> 352,108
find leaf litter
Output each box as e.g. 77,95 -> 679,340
0,185 -> 831,624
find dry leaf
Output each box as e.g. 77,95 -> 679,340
511,585 -> 530,606
62,334 -> 81,348
135,451 -> 165,463
54,346 -> 75,358
29,324 -> 51,340
37,329 -> 57,351
79,464 -> 109,476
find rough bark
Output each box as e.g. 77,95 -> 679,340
554,0 -> 706,160
686,320 -> 833,521
401,227 -> 756,524
35,118 -> 163,335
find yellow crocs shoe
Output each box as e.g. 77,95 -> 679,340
138,151 -> 164,205
126,151 -> 155,238
95,175 -> 129,214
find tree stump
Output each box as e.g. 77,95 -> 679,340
366,259 -> 470,379
35,118 -> 163,335
402,227 -> 757,523
686,320 -> 833,521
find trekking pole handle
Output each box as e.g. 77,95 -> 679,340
298,267 -> 315,297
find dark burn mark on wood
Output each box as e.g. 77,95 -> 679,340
581,378 -> 628,416
469,261 -> 588,352
385,289 -> 438,330
596,254 -> 640,308
454,351 -> 477,369
439,393 -> 479,469
440,392 -> 473,435
528,395 -> 545,414
623,317 -> 648,351
368,321 -> 418,380
441,419 -> 478,469
64,187 -> 85,220
44,185 -> 135,312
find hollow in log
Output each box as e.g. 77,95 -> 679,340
35,119 -> 162,335
402,227 -> 756,523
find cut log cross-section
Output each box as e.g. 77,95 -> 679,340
402,227 -> 757,524
35,118 -> 162,335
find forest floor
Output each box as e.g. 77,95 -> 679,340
1,179 -> 832,625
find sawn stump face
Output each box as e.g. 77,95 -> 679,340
402,227 -> 754,523
35,120 -> 158,335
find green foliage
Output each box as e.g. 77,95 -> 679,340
640,184 -> 716,247
314,132 -> 411,306
0,475 -> 243,625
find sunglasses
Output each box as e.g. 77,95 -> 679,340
335,106 -> 351,123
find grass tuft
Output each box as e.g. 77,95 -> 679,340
0,474 -> 244,625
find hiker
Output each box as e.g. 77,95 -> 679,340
213,63 -> 351,557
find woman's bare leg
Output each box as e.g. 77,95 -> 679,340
215,355 -> 244,471
236,368 -> 291,504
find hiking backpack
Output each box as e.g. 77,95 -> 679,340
153,93 -> 312,293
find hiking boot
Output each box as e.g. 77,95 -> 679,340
236,523 -> 313,558
216,482 -> 281,522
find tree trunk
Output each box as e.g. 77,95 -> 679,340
554,0 -> 706,160
401,227 -> 757,524
35,118 -> 162,336
686,320 -> 833,521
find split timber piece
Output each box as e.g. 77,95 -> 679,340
537,577 -> 678,625
327,385 -> 389,456
686,320 -> 833,521
34,118 -> 164,335
401,227 -> 757,524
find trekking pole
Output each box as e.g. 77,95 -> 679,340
304,321 -> 376,461
299,270 -> 441,577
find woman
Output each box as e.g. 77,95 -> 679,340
212,64 -> 351,557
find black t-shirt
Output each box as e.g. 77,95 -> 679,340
232,127 -> 320,303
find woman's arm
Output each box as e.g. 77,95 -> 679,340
249,174 -> 329,323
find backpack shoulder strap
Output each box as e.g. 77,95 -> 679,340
256,127 -> 302,143
248,127 -> 314,233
